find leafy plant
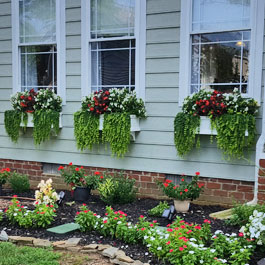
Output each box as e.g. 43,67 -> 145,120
4,110 -> 23,142
0,168 -> 11,185
33,110 -> 60,145
0,210 -> 3,222
74,111 -> 100,151
148,201 -> 170,217
102,113 -> 131,157
98,173 -> 137,205
9,172 -> 30,193
157,173 -> 204,201
174,112 -> 200,157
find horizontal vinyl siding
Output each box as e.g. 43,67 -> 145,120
0,0 -> 261,182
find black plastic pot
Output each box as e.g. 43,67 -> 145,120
73,186 -> 91,202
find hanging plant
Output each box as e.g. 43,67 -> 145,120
74,88 -> 146,157
102,113 -> 131,158
174,112 -> 200,157
174,88 -> 259,159
74,111 -> 100,151
4,88 -> 62,145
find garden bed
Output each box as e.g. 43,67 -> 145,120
0,189 -> 263,264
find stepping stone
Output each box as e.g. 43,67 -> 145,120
66,237 -> 82,246
47,223 -> 80,235
209,209 -> 233,220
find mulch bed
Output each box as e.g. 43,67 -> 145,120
0,189 -> 263,264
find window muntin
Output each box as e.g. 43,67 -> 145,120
18,0 -> 57,92
21,46 -> 57,92
91,0 -> 135,39
190,0 -> 251,94
90,0 -> 136,93
192,0 -> 250,32
191,31 -> 250,94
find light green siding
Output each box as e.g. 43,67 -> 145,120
0,0 -> 262,182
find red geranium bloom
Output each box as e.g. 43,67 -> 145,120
163,183 -> 169,188
75,167 -> 79,171
184,189 -> 188,192
179,247 -> 184,251
69,162 -> 73,166
195,172 -> 200,176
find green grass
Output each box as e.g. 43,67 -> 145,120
0,242 -> 61,265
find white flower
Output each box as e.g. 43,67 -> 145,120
189,251 -> 195,254
13,213 -> 17,216
157,247 -> 162,250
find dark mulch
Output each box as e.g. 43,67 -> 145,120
0,189 -> 263,264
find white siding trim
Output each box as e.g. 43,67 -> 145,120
81,0 -> 146,100
179,0 -> 265,106
11,0 -> 66,103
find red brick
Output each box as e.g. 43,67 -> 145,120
258,169 -> 265,176
23,165 -> 32,169
258,177 -> 265,185
209,178 -> 218,182
259,159 -> 265,168
213,190 -> 228,197
258,185 -> 265,191
244,192 -> 254,201
13,164 -> 23,169
151,172 -> 158,177
156,177 -> 165,182
128,175 -> 139,181
143,172 -> 151,176
237,185 -> 253,192
229,192 -> 244,200
146,183 -> 159,190
222,184 -> 237,191
232,180 -> 241,185
202,189 -> 213,195
206,182 -> 221,189
141,176 -> 152,182
31,166 -> 42,170
217,179 -> 233,184
258,192 -> 265,201
240,181 -> 254,186
132,170 -> 142,175
5,163 -> 14,168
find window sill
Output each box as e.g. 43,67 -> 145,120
99,114 -> 140,141
20,112 -> 63,128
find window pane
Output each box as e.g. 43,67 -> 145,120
19,0 -> 56,43
192,0 -> 250,32
91,0 -> 135,38
91,40 -> 135,90
21,46 -> 57,91
191,31 -> 250,93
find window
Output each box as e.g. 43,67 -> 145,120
179,0 -> 265,105
12,0 -> 65,100
81,0 -> 146,99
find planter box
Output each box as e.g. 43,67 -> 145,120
99,115 -> 140,140
20,113 -> 62,128
197,116 -> 248,136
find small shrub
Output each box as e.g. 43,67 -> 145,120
148,201 -> 170,217
98,173 -> 137,205
9,172 -> 30,193
226,203 -> 265,226
0,210 -> 3,222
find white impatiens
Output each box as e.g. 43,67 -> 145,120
240,210 -> 265,245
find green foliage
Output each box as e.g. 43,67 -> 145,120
4,110 -> 22,142
174,112 -> 200,157
0,168 -> 11,185
74,111 -> 100,150
98,173 -> 137,205
226,203 -> 265,226
148,201 -> 170,217
9,172 -> 30,193
0,210 -> 3,222
215,114 -> 256,160
0,242 -> 61,265
102,113 -> 131,157
33,110 -> 60,145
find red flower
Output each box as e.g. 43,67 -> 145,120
181,178 -> 185,182
100,176 -> 104,179
173,186 -> 177,189
179,247 -> 184,251
184,189 -> 188,192
150,224 -> 154,227
194,225 -> 201,230
58,166 -> 64,171
5,168 -> 10,172
180,192 -> 183,195
95,171 -> 100,175
13,195 -> 18,198
167,228 -> 173,232
204,219 -> 211,224
140,215 -> 144,218
163,183 -> 169,188
90,107 -> 94,111
75,167 -> 79,171
238,232 -> 244,237
141,228 -> 146,231
69,162 -> 73,166
103,220 -> 107,224
165,179 -> 172,183
166,241 -> 171,245
169,249 -> 173,253
195,172 -> 200,176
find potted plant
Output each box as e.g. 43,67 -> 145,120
58,163 -> 100,202
4,88 -> 62,145
174,88 -> 259,159
0,168 -> 11,195
74,88 -> 146,157
157,172 -> 204,212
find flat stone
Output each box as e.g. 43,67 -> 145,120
9,236 -> 35,245
33,239 -> 51,248
0,230 -> 8,241
52,241 -> 66,247
102,247 -> 119,259
81,249 -> 98,253
116,252 -> 134,263
110,259 -> 130,265
258,258 -> 265,265
133,261 -> 143,265
65,237 -> 82,247
83,244 -> 98,250
98,244 -> 112,251
47,223 -> 80,235
67,246 -> 82,252
116,250 -> 126,256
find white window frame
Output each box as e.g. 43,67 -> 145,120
179,0 -> 265,106
11,0 -> 66,104
81,0 -> 146,100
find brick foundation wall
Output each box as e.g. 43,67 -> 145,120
0,159 -> 256,206
258,159 -> 265,202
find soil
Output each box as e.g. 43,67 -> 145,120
0,189 -> 263,265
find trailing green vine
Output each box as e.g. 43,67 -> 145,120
4,110 -> 22,143
215,114 -> 256,160
102,113 -> 131,158
33,110 -> 60,145
174,112 -> 200,157
74,111 -> 100,151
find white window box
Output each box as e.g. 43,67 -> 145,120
20,113 -> 62,128
197,116 -> 248,136
99,114 -> 140,141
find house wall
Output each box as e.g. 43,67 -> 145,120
0,0 -> 263,203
